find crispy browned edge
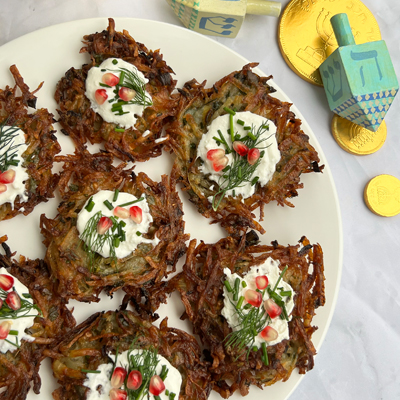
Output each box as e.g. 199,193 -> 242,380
0,236 -> 76,400
169,232 -> 325,397
0,65 -> 61,221
40,149 -> 189,303
55,17 -> 179,162
166,63 -> 323,236
48,310 -> 211,400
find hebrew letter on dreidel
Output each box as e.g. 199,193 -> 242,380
319,13 -> 398,132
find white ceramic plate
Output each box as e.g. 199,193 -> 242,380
0,18 -> 342,400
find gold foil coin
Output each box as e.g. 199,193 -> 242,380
331,115 -> 386,155
278,0 -> 381,86
364,175 -> 400,217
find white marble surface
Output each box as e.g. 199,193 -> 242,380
0,1 -> 399,400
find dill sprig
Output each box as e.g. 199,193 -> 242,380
80,211 -> 117,267
211,120 -> 274,211
0,122 -> 23,173
0,289 -> 41,320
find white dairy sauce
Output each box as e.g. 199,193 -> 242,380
0,268 -> 38,353
197,111 -> 280,199
0,127 -> 29,208
222,258 -> 294,347
83,349 -> 182,400
77,190 -> 159,259
85,58 -> 152,129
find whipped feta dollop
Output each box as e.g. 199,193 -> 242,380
0,126 -> 29,208
83,349 -> 182,400
0,268 -> 38,354
77,190 -> 159,259
196,111 -> 280,199
85,58 -> 152,129
222,258 -> 294,347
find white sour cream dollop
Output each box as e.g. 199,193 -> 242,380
83,349 -> 182,400
85,58 -> 152,129
0,127 -> 29,208
197,111 -> 280,199
222,258 -> 294,347
77,190 -> 159,259
0,268 -> 38,353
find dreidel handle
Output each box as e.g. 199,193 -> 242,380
246,1 -> 281,17
331,13 -> 356,47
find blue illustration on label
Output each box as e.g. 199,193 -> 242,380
199,16 -> 237,35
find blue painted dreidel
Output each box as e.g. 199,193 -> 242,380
319,13 -> 398,132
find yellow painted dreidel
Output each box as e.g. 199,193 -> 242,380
165,0 -> 281,38
319,13 -> 398,132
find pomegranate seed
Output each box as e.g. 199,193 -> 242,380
0,184 -> 7,194
244,289 -> 262,308
97,216 -> 113,235
255,275 -> 268,290
149,375 -> 165,396
212,156 -> 229,172
264,298 -> 282,319
127,370 -> 142,390
113,207 -> 130,219
94,89 -> 108,105
260,325 -> 278,342
102,73 -> 119,86
0,274 -> 14,291
232,141 -> 249,156
129,206 -> 143,224
247,148 -> 260,165
119,87 -> 136,101
0,169 -> 16,184
6,292 -> 21,311
0,321 -> 12,340
109,388 -> 127,400
111,367 -> 127,388
206,148 -> 225,161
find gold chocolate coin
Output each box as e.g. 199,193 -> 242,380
364,175 -> 400,217
278,0 -> 381,86
331,115 -> 386,155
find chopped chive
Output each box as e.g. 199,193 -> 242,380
101,69 -> 106,72
252,328 -> 258,336
160,365 -> 169,381
117,223 -> 122,236
234,134 -> 241,140
117,197 -> 144,207
213,136 -> 223,144
166,390 -> 170,396
223,106 -> 236,115
8,160 -> 19,166
85,197 -> 95,212
236,296 -> 245,309
260,150 -> 265,158
272,266 -> 288,292
233,278 -> 240,301
115,127 -> 125,132
112,59 -> 118,65
237,119 -> 244,126
244,303 -> 252,310
222,165 -> 230,172
119,220 -> 126,228
119,70 -> 126,85
22,293 -> 32,299
232,190 -> 235,197
120,231 -> 126,242
251,176 -> 259,186
244,126 -> 251,131
241,281 -> 247,288
103,200 -> 114,210
154,396 -> 161,400
229,113 -> 235,143
169,394 -> 176,400
252,346 -> 258,352
113,189 -> 120,202
262,342 -> 269,366
81,369 -> 101,374
280,290 -> 292,297
136,231 -> 141,236
114,237 -> 120,248
99,83 -> 111,88
9,330 -> 18,335
224,280 -> 233,293
238,166 -> 242,179
217,129 -> 231,154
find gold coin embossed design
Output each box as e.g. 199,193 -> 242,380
278,0 -> 381,86
331,115 -> 386,155
364,175 -> 400,217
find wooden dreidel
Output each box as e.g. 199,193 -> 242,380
319,13 -> 398,132
165,0 -> 281,38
